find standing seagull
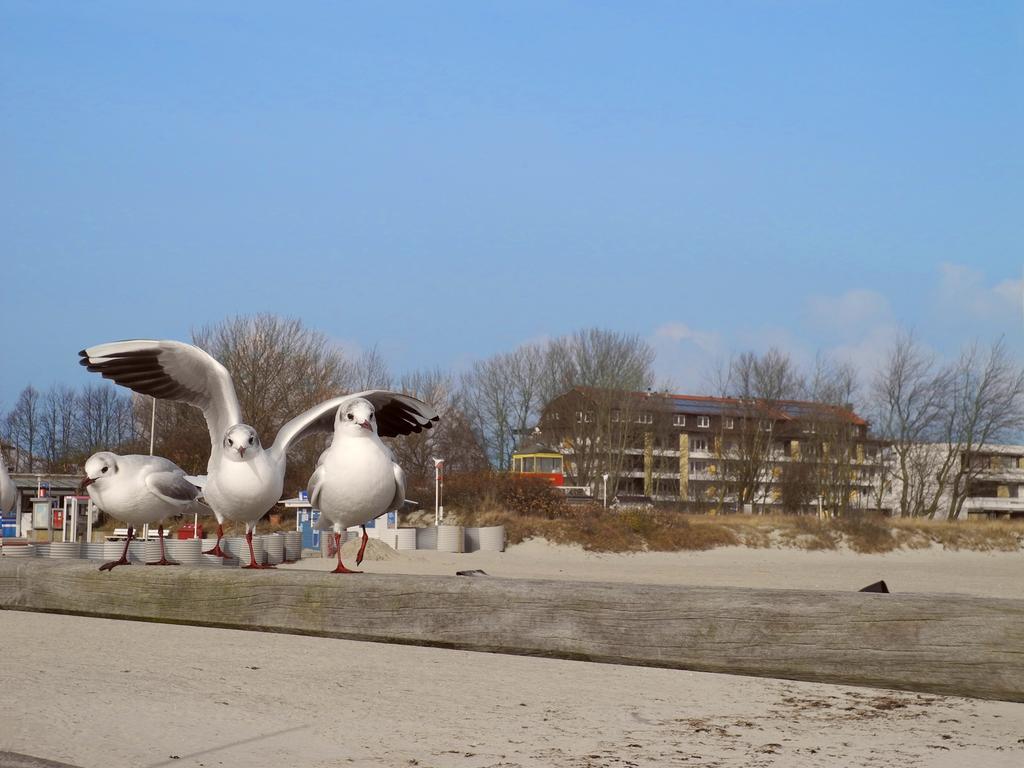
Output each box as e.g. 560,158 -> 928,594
0,449 -> 17,516
310,396 -> 409,574
79,339 -> 438,568
81,452 -> 202,570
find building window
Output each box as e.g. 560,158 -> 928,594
760,420 -> 773,432
692,438 -> 708,452
636,412 -> 653,424
611,409 -> 620,422
802,423 -> 817,434
698,416 -> 710,428
585,412 -> 594,423
724,417 -> 734,430
690,460 -> 706,474
673,414 -> 686,427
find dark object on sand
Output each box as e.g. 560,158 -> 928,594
456,569 -> 488,577
859,580 -> 890,593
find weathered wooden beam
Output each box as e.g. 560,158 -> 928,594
1,559 -> 1022,702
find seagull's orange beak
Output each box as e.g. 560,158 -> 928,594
238,446 -> 246,458
78,476 -> 94,493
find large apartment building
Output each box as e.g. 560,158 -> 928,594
517,387 -> 885,514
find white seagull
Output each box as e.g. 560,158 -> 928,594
310,396 -> 409,574
1,449 -> 17,515
81,452 -> 203,571
79,339 -> 438,568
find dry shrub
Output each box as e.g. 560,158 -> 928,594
831,514 -> 897,554
444,471 -> 567,518
440,485 -> 1024,554
896,518 -> 1023,552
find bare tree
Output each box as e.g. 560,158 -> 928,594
5,386 -> 42,471
869,332 -> 952,517
350,345 -> 393,391
710,348 -> 803,512
390,368 -> 488,494
40,385 -> 79,472
943,339 -> 1024,519
77,383 -> 137,455
462,344 -> 547,470
537,329 -> 656,494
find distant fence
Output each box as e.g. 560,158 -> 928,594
1,559 -> 1021,702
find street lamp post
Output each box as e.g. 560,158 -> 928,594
602,473 -> 609,508
433,458 -> 445,525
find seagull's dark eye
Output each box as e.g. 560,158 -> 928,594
101,466 -> 108,473
248,436 -> 254,445
347,413 -> 354,420
227,438 -> 234,446
370,413 -> 375,420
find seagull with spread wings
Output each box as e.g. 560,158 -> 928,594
79,339 -> 439,569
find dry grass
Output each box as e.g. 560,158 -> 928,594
446,505 -> 1024,555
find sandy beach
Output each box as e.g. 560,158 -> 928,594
287,537 -> 1024,599
1,540 -> 1022,767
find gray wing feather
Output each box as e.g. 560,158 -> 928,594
79,340 -> 242,447
146,471 -> 200,506
270,396 -> 350,458
308,463 -> 326,511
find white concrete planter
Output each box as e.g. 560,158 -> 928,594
415,526 -> 437,550
395,528 -> 417,550
478,525 -> 506,552
436,525 -> 464,553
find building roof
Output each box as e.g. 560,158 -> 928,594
557,387 -> 867,426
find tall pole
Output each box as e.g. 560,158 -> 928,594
149,396 -> 156,456
433,458 -> 444,525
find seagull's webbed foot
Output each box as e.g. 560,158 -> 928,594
145,558 -> 180,566
330,561 -> 362,574
241,562 -> 275,570
98,558 -> 130,572
202,544 -> 229,557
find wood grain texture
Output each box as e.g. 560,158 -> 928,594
1,559 -> 1022,702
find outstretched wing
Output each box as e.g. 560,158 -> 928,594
270,390 -> 440,457
360,391 -> 439,438
79,340 -> 242,447
270,395 -> 351,459
145,470 -> 200,508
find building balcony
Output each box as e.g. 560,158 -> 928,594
962,497 -> 1024,513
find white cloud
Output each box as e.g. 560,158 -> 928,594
937,262 -> 1023,321
653,322 -> 720,353
649,323 -> 723,393
805,289 -> 892,337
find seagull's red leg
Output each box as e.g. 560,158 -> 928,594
146,525 -> 179,566
331,533 -> 361,574
241,529 -> 274,569
355,525 -> 369,566
99,526 -> 133,572
203,523 -> 228,557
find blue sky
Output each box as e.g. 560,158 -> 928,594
1,1 -> 1021,409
